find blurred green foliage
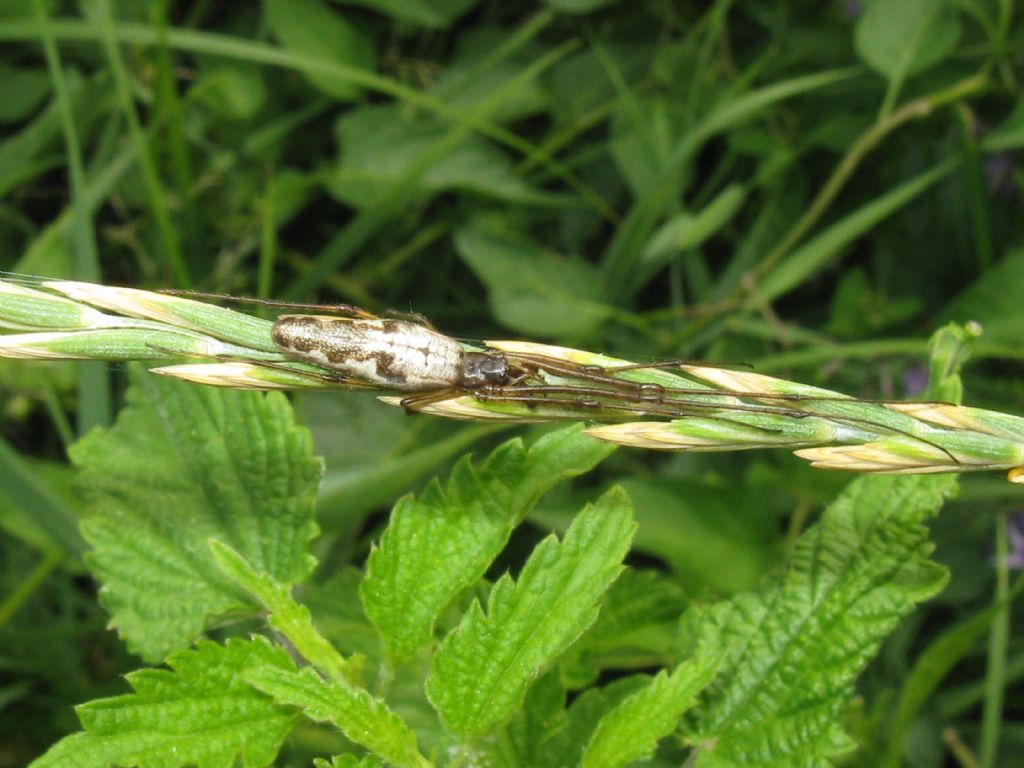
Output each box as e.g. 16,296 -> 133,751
0,0 -> 1022,765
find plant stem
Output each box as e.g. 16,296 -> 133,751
978,512 -> 1010,767
753,73 -> 989,281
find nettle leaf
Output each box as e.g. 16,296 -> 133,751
685,474 -> 957,766
209,541 -> 362,685
265,0 -> 375,101
854,0 -> 960,83
71,373 -> 321,661
360,423 -> 614,662
581,654 -> 720,768
426,486 -> 635,740
29,637 -> 296,768
244,664 -> 426,768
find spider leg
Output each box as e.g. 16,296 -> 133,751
399,387 -> 462,414
470,388 -> 782,429
506,353 -> 850,405
159,289 -> 380,319
476,382 -> 961,465
580,358 -> 753,373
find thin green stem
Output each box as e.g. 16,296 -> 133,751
750,339 -> 930,371
753,73 -> 989,282
957,104 -> 994,271
0,549 -> 63,627
995,0 -> 1017,88
93,0 -> 190,287
996,0 -> 1012,52
877,76 -> 901,123
41,383 -> 75,447
257,173 -> 276,301
979,512 -> 1010,768
366,221 -> 449,282
33,2 -> 99,281
153,0 -> 199,256
33,0 -> 111,434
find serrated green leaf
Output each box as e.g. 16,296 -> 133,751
29,637 -> 296,768
244,663 -> 427,768
360,424 -> 614,662
685,474 -> 957,766
210,540 -> 360,685
427,486 -> 635,740
71,373 -> 321,661
265,0 -> 375,101
581,654 -> 720,768
854,0 -> 960,82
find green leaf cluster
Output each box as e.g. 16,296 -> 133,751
71,372 -> 321,661
23,377 -> 960,767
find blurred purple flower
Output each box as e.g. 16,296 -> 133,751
842,1 -> 863,20
985,152 -> 1019,197
1002,512 -> 1024,570
903,364 -> 928,398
